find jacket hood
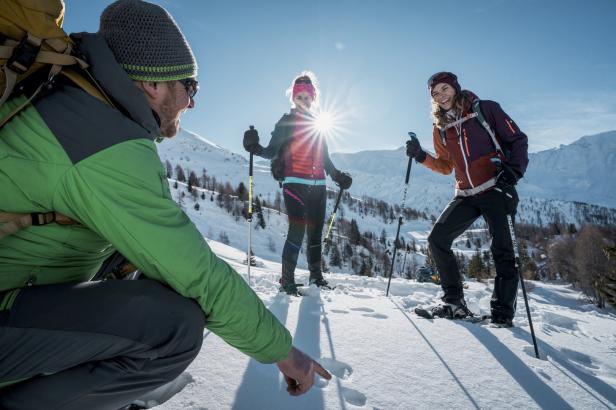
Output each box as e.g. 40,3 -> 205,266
71,32 -> 161,139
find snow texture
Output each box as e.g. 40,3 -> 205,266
142,241 -> 616,410
141,129 -> 616,409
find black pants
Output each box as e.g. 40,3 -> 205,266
427,188 -> 519,320
281,183 -> 326,285
0,279 -> 205,410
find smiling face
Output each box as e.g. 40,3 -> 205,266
431,82 -> 457,111
293,91 -> 314,112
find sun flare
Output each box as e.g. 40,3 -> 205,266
314,111 -> 335,134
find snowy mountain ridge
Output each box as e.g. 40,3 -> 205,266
157,129 -> 616,227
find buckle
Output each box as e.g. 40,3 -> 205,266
7,34 -> 41,75
30,212 -> 56,226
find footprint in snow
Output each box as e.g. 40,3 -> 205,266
537,369 -> 552,380
350,293 -> 373,299
350,307 -> 374,313
341,386 -> 367,407
362,312 -> 388,319
541,311 -> 581,332
560,348 -> 600,369
318,358 -> 353,380
331,309 -> 349,314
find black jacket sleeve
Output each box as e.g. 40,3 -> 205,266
482,100 -> 529,178
323,140 -> 338,177
259,114 -> 292,159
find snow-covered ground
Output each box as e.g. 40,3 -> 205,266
147,132 -> 616,409
141,239 -> 616,410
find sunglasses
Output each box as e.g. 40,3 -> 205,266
178,77 -> 199,99
427,71 -> 455,88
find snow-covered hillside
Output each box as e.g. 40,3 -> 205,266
140,239 -> 616,410
332,131 -> 616,210
523,131 -> 616,208
140,132 -> 616,409
157,129 -> 616,227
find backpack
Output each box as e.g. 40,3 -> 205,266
438,100 -> 508,159
0,0 -> 111,128
0,0 -> 111,238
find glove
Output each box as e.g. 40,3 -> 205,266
495,164 -> 519,190
406,135 -> 426,163
491,158 -> 519,215
333,170 -> 352,190
243,126 -> 262,154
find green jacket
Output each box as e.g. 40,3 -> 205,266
0,33 -> 291,364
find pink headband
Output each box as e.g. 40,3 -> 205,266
292,83 -> 315,99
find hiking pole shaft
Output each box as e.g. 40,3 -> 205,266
386,132 -> 415,296
507,213 -> 539,358
247,132 -> 254,285
324,188 -> 344,243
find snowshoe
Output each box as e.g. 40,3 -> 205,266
415,300 -> 476,320
280,283 -> 304,296
490,316 -> 513,328
309,277 -> 334,290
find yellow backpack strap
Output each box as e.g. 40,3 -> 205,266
0,211 -> 78,240
0,34 -> 42,106
60,68 -> 112,106
0,33 -> 93,127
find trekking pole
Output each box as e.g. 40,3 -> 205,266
323,188 -> 344,244
247,126 -> 255,285
507,210 -> 540,358
386,132 -> 415,297
491,158 -> 539,358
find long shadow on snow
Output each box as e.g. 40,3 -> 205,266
276,294 -> 326,410
510,327 -> 616,408
232,294 -> 290,409
320,303 -> 348,410
391,299 -> 481,410
232,294 -> 326,410
462,324 -> 574,409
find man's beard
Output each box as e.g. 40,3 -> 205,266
159,87 -> 181,137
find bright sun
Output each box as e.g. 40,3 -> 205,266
314,111 -> 334,134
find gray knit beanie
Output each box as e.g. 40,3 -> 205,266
99,0 -> 197,81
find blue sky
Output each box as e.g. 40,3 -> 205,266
64,0 -> 616,154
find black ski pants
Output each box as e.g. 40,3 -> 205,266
0,279 -> 205,410
281,183 -> 326,285
427,188 -> 519,320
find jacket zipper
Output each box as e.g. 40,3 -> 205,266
463,129 -> 471,157
456,124 -> 474,188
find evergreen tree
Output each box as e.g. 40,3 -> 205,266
165,160 -> 173,178
329,243 -> 342,267
468,251 -> 486,281
175,164 -> 186,182
599,247 -> 616,308
236,182 -> 247,201
349,219 -> 361,246
187,170 -> 199,191
254,197 -> 266,229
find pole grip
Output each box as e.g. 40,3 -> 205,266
404,132 -> 415,184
